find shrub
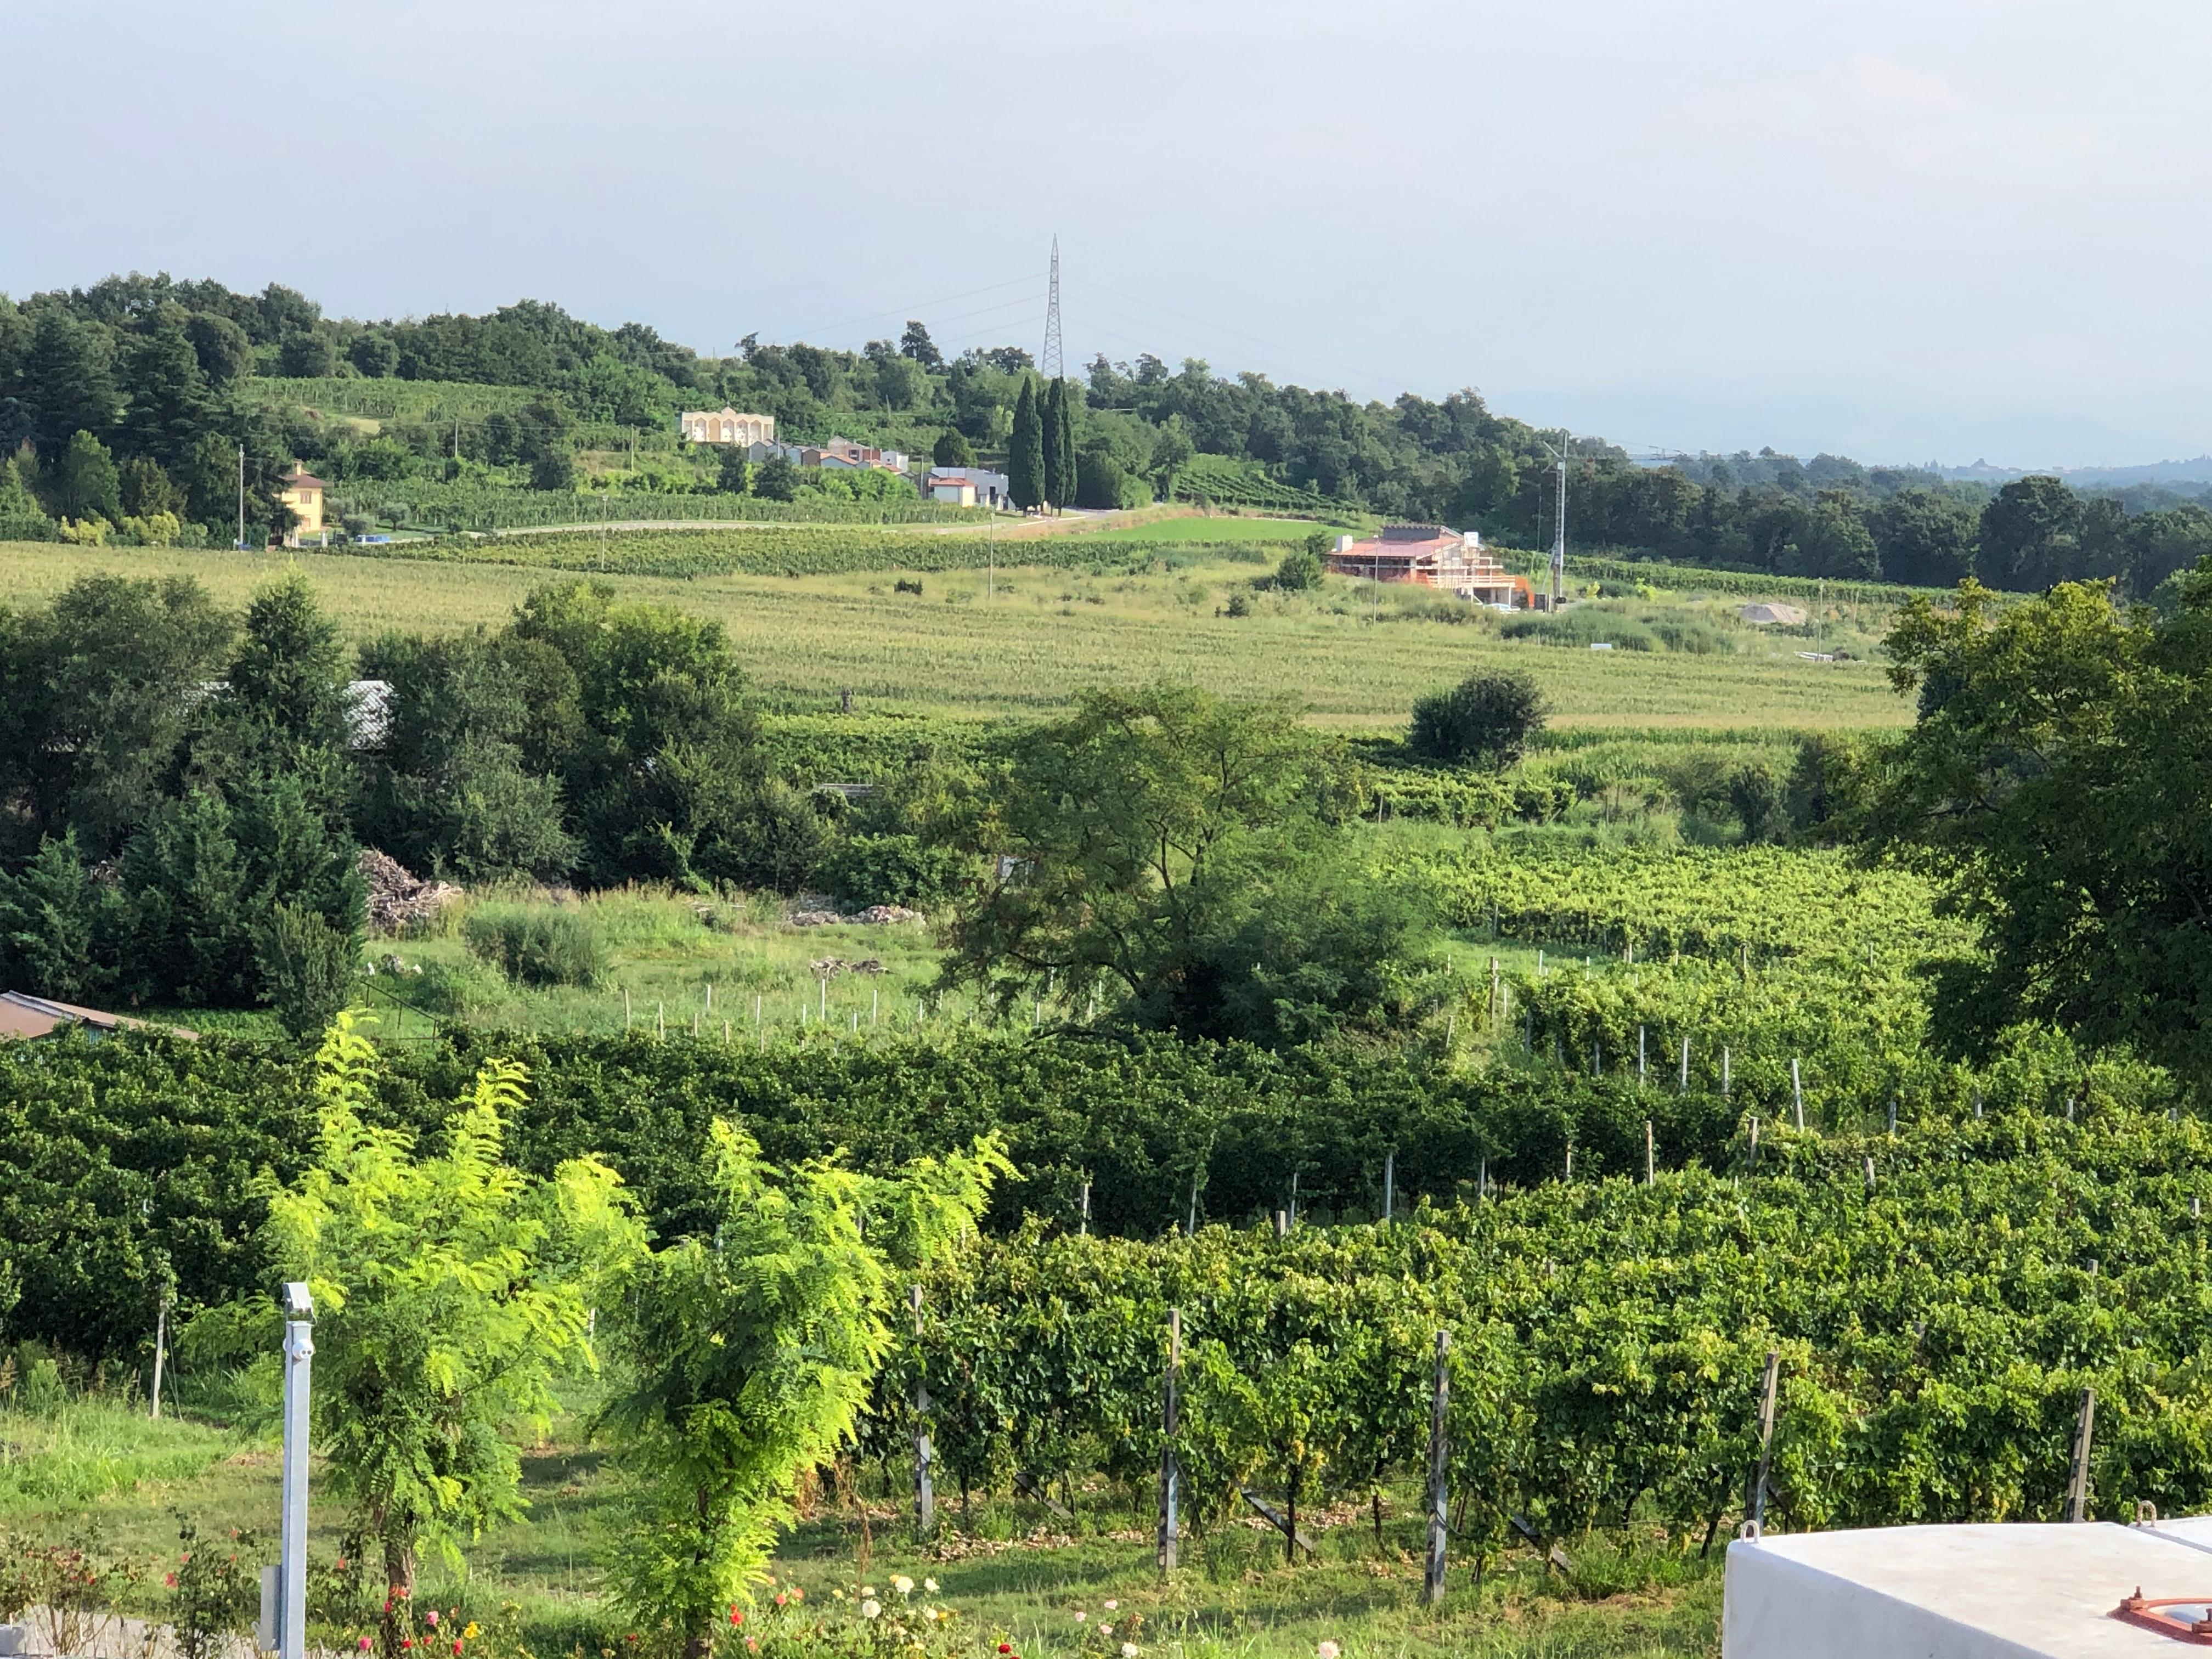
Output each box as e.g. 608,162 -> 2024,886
1649,613 -> 1728,654
716,780 -> 830,895
400,957 -> 500,1017
1501,607 -> 1659,651
529,450 -> 576,492
1408,669 -> 1550,769
1273,542 -> 1325,591
252,901 -> 360,1037
819,833 -> 974,911
462,906 -> 607,988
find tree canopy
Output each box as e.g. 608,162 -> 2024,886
1869,574 -> 2212,1079
941,685 -> 1434,1046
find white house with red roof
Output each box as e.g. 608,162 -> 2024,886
1327,524 -> 1533,607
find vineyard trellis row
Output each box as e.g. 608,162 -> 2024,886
867,1106 -> 2212,1565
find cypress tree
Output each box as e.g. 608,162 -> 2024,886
1009,376 -> 1045,512
1043,378 -> 1079,513
1062,388 -> 1079,511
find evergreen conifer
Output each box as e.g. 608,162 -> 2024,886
1009,376 -> 1045,511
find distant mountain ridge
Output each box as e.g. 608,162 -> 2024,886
1934,456 -> 2212,489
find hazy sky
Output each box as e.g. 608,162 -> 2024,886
7,0 -> 2208,466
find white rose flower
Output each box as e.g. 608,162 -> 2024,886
1122,1645 -> 1140,1658
1317,1643 -> 1341,1659
861,1600 -> 882,1620
892,1577 -> 914,1598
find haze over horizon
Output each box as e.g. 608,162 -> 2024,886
7,0 -> 2207,471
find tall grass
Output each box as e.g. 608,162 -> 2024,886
0,1396 -> 238,1512
462,906 -> 608,988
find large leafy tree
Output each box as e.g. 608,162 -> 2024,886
1874,488 -> 1978,588
53,430 -> 121,522
1409,669 -> 1549,768
1977,476 -> 2082,592
600,1124 -> 1007,1659
1869,575 -> 2212,1077
942,683 -> 1433,1045
510,580 -> 779,884
188,1016 -> 643,1640
0,573 -> 236,858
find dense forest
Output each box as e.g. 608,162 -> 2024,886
4,271 -> 2212,590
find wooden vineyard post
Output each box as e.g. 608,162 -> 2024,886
1722,1046 -> 1731,1097
1645,1120 -> 1655,1186
1746,1348 -> 1780,1535
1186,1170 -> 1199,1236
1158,1309 -> 1181,1573
2066,1387 -> 2096,1522
911,1285 -> 935,1537
1679,1035 -> 1690,1093
1638,1025 -> 1647,1083
1791,1059 -> 1804,1130
1383,1149 -> 1396,1223
1079,1179 -> 1091,1237
1424,1329 -> 1451,1606
1748,1116 -> 1760,1171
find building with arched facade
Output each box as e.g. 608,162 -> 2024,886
680,408 -> 776,446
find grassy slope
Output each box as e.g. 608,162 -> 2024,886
2,1393 -> 1719,1659
0,541 -> 1910,730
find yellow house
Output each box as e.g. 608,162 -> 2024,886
279,469 -> 327,545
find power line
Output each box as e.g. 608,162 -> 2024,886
1063,273 -> 1430,395
763,273 -> 1046,349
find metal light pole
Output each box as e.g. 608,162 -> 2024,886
261,1283 -> 314,1659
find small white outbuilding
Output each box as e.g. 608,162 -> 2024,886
1726,1519 -> 2212,1658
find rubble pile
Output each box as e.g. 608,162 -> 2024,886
359,849 -> 462,934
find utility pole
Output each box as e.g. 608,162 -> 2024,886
1548,436 -> 1568,607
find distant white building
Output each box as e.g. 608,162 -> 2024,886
681,408 -> 776,446
812,436 -> 909,474
924,467 -> 1011,509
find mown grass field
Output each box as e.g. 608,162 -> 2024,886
0,1393 -> 1720,1659
0,540 -> 1912,730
